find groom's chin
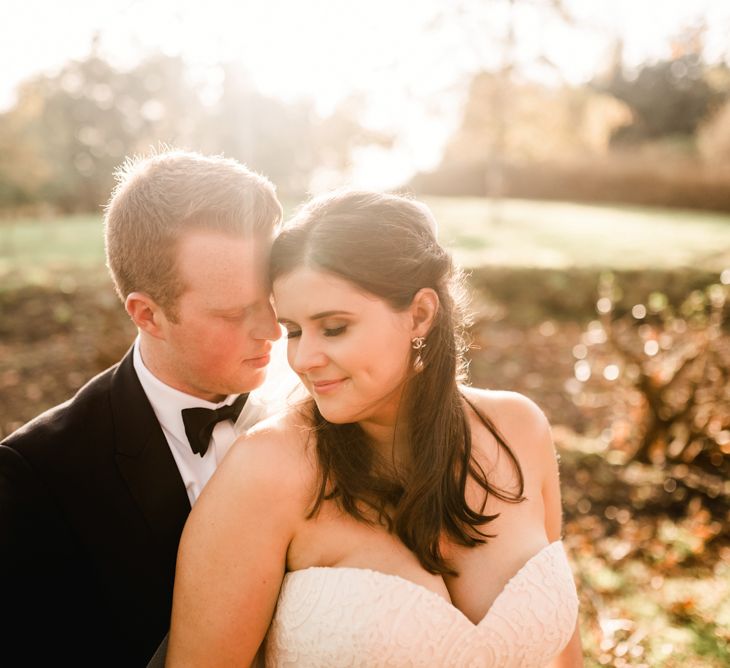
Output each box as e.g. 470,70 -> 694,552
235,364 -> 270,394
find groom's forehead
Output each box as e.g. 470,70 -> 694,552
182,280 -> 266,313
175,230 -> 270,265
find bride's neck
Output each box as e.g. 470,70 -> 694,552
360,419 -> 410,471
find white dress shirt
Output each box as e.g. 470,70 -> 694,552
133,338 -> 245,505
132,335 -> 304,505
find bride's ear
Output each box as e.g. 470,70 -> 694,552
125,292 -> 168,339
409,288 -> 439,338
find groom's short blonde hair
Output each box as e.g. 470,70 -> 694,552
104,149 -> 282,319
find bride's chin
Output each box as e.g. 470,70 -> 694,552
313,402 -> 355,425
316,410 -> 349,424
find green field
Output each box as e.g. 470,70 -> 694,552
0,214 -> 106,288
2,198 -> 729,287
423,197 -> 730,270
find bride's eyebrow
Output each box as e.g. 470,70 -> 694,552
277,310 -> 354,325
310,310 -> 354,320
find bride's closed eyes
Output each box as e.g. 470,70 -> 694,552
282,323 -> 349,339
323,324 -> 348,337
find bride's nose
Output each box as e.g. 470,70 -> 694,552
290,334 -> 327,374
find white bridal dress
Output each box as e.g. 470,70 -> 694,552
263,540 -> 579,667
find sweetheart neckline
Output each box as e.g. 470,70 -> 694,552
283,540 -> 565,628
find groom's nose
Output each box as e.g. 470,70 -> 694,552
252,299 -> 282,341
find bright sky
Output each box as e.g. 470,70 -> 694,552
3,0 -> 729,188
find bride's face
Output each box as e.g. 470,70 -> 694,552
273,267 -> 415,426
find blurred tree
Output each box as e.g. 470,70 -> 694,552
443,75 -> 629,164
196,63 -> 319,195
411,18 -> 730,209
697,61 -> 730,163
0,101 -> 49,208
698,100 -> 730,163
196,67 -> 391,196
313,94 -> 394,179
0,50 -> 203,213
36,54 -> 158,211
0,51 -> 381,212
424,0 -> 582,219
583,274 -> 729,492
595,26 -> 728,146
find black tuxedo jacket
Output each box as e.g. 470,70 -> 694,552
0,348 -> 191,667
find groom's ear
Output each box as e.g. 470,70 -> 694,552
125,292 -> 167,339
409,288 -> 439,338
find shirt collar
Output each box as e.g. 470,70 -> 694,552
132,336 -> 241,448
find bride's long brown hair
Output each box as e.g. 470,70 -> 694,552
270,190 -> 524,575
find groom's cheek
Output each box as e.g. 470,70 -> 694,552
222,322 -> 254,358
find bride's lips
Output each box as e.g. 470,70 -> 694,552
311,378 -> 347,394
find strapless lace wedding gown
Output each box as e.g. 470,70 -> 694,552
263,540 -> 578,667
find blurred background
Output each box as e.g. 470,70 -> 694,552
1,1 -> 729,665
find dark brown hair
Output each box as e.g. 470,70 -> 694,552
270,190 -> 524,575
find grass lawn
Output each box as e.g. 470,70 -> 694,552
422,196 -> 730,271
1,198 -> 730,288
0,213 -> 106,288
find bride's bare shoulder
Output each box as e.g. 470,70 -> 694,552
214,405 -> 318,509
460,385 -> 554,462
462,385 -> 547,423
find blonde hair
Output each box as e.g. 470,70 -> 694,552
104,149 -> 282,318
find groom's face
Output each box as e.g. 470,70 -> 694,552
158,229 -> 282,402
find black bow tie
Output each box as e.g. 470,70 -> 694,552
181,394 -> 248,457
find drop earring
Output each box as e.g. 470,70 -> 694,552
411,336 -> 426,372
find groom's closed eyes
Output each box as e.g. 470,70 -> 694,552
208,301 -> 266,321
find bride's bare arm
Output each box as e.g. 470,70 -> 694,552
463,387 -> 585,667
538,404 -> 585,668
167,422 -> 308,667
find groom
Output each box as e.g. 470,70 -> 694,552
0,151 -> 283,667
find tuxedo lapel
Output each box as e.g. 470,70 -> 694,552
110,349 -> 190,547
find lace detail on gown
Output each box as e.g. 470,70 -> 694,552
263,540 -> 578,667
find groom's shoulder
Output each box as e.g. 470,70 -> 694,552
1,360 -> 121,457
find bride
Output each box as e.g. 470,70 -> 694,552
166,190 -> 583,667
